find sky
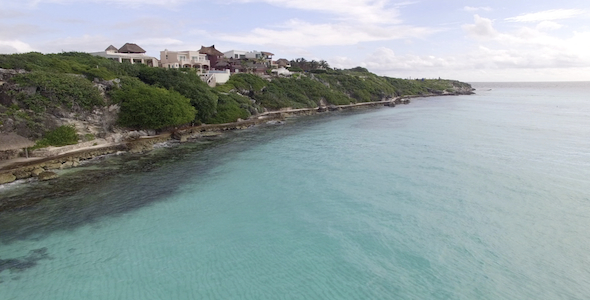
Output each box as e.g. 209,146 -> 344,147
1,0 -> 589,82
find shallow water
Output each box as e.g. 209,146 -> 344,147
1,82 -> 590,299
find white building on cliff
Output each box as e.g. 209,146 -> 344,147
90,43 -> 158,67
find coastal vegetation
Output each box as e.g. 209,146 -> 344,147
12,71 -> 104,112
110,77 -> 196,130
32,125 -> 79,149
0,52 -> 472,150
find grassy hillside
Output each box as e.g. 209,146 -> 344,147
0,52 -> 472,146
217,70 -> 472,109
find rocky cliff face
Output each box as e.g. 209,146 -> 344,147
0,69 -> 124,143
0,69 -> 156,160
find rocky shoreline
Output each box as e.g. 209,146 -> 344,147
0,92 -> 472,187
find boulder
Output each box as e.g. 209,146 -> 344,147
13,170 -> 31,180
38,171 -> 58,181
44,162 -> 62,170
60,161 -> 74,169
126,140 -> 153,154
0,172 -> 16,184
31,168 -> 44,177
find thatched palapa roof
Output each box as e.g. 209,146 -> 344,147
0,133 -> 35,151
199,45 -> 224,57
105,45 -> 118,52
118,43 -> 146,54
276,58 -> 290,67
261,51 -> 274,56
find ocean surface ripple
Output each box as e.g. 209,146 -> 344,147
1,82 -> 589,299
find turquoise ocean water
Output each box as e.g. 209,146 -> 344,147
1,82 -> 590,299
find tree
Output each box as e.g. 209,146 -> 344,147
309,60 -> 319,70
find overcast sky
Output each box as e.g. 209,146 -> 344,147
1,0 -> 589,81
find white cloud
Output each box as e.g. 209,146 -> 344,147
134,38 -> 184,47
0,24 -> 46,39
0,40 -> 35,53
217,19 -> 436,47
217,0 -> 434,47
359,47 -> 452,71
38,35 -> 114,53
463,6 -> 492,12
536,21 -> 563,31
24,0 -> 188,8
461,15 -> 590,69
505,9 -> 585,23
0,9 -> 28,18
335,15 -> 590,81
231,0 -> 404,25
462,15 -> 499,39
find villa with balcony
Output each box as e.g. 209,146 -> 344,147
160,49 -> 210,72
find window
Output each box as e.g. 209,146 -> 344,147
179,55 -> 186,61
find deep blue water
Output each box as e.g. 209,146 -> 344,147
1,82 -> 589,299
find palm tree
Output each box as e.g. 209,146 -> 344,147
255,57 -> 268,68
295,57 -> 307,70
310,60 -> 319,70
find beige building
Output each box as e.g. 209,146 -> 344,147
160,49 -> 210,72
91,43 -> 158,66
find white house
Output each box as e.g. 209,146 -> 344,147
223,50 -> 274,61
223,50 -> 248,59
91,43 -> 158,66
200,69 -> 231,87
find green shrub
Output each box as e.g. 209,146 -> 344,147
12,71 -> 104,111
346,67 -> 369,73
310,69 -> 327,74
287,66 -> 304,72
223,73 -> 267,92
111,78 -> 196,129
135,66 -> 218,122
34,125 -> 78,148
206,93 -> 252,124
83,133 -> 95,141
